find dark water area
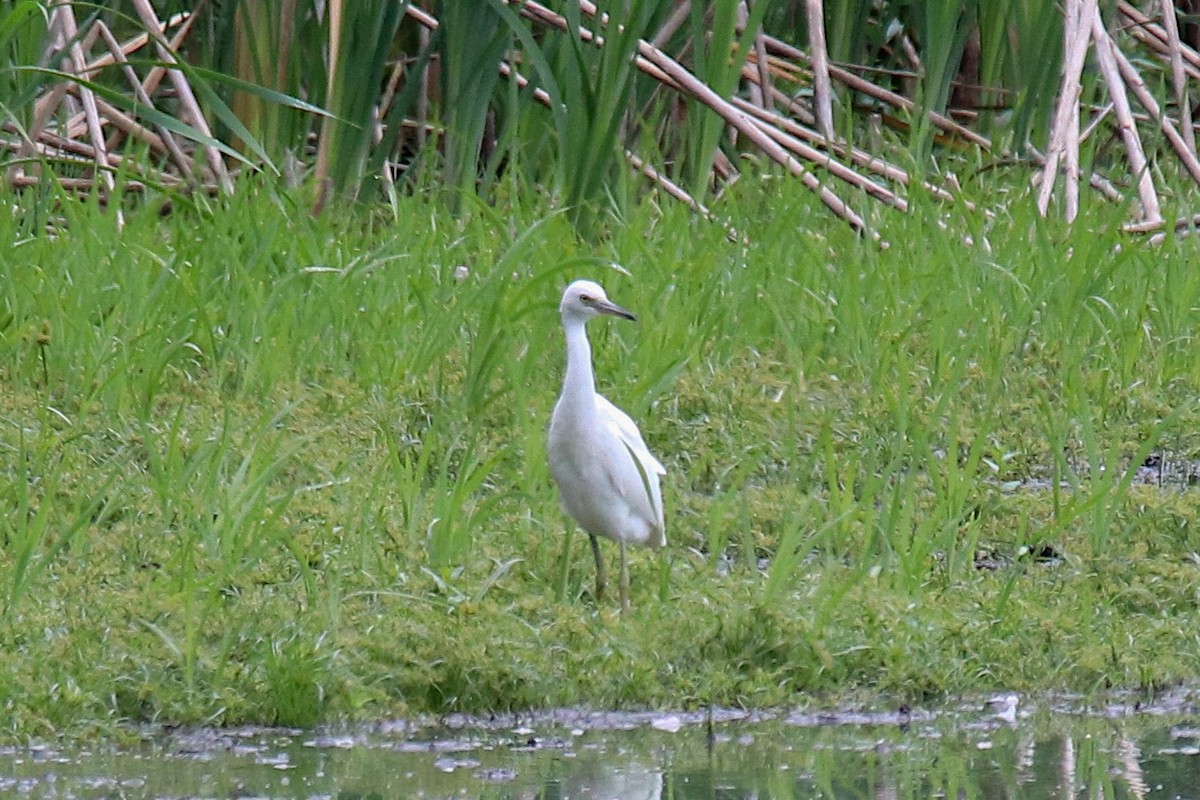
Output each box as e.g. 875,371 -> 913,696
4,693 -> 1200,798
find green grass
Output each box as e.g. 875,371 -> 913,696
2,176 -> 1200,741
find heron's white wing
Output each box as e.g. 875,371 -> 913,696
596,394 -> 666,544
595,395 -> 664,474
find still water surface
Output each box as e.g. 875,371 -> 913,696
3,694 -> 1200,798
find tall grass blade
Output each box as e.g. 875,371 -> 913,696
319,1 -> 407,197
437,1 -> 510,205
909,0 -> 976,158
684,0 -> 769,196
556,0 -> 670,226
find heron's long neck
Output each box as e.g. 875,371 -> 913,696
561,317 -> 597,416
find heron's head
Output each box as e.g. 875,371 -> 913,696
560,279 -> 637,323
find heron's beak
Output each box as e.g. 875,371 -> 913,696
596,298 -> 637,321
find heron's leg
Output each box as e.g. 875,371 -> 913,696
619,540 -> 630,611
589,534 -> 607,603
555,523 -> 574,602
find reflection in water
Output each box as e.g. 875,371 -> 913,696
873,762 -> 898,800
1060,735 -> 1076,800
1015,733 -> 1036,781
1116,737 -> 1148,800
548,761 -> 662,800
2,697 -> 1200,799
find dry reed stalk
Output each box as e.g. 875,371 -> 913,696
61,7 -> 200,141
16,18 -> 72,184
1064,70 -> 1081,220
514,0 -> 868,232
520,0 -> 597,44
6,132 -> 95,162
128,0 -> 231,192
497,61 -> 553,106
1159,0 -> 1196,155
750,48 -> 807,84
1118,2 -> 1200,78
1079,102 -> 1113,143
8,175 -> 152,191
634,41 -> 866,232
89,95 -> 166,152
806,0 -> 833,140
51,1 -> 122,225
135,7 -> 202,106
736,84 -> 961,204
311,0 -> 342,210
760,34 -> 991,148
5,129 -> 202,194
1026,145 -> 1123,202
625,149 -> 744,243
650,1 -> 691,49
27,87 -> 70,157
61,11 -> 198,157
727,95 -> 907,209
402,4 -> 440,153
75,12 -> 191,74
738,3 -> 764,109
753,31 -> 774,112
735,63 -> 907,184
1037,0 -> 1096,220
1090,7 -> 1160,224
1124,212 -> 1200,234
763,78 -> 817,126
525,0 -> 980,225
377,58 -> 406,132
21,129 -> 145,175
92,20 -> 195,180
1103,16 -> 1200,189
1065,0 -> 1093,220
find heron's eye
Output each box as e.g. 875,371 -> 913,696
579,294 -> 592,303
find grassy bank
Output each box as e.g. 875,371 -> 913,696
2,180 -> 1200,740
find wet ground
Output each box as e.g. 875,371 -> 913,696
1013,450 -> 1200,491
4,691 -> 1200,798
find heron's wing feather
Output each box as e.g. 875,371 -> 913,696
596,394 -> 666,545
595,395 -> 665,474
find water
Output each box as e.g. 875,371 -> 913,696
3,695 -> 1200,798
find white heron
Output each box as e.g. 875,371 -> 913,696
547,279 -> 666,610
